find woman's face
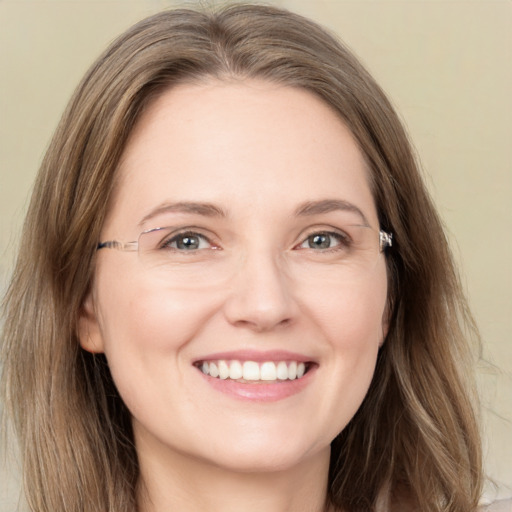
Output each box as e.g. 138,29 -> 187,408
80,80 -> 389,474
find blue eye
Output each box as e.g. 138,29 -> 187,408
163,232 -> 211,251
299,232 -> 347,250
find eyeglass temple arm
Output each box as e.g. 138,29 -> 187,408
379,231 -> 393,252
97,240 -> 138,251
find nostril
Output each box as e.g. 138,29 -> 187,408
231,315 -> 293,332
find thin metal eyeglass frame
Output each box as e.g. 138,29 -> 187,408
97,227 -> 393,252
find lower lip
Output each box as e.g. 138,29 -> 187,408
197,366 -> 316,402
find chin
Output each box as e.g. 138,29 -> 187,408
205,444 -> 327,475
191,427 -> 332,475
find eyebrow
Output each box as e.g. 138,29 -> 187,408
294,199 -> 370,226
139,201 -> 227,227
139,198 -> 370,227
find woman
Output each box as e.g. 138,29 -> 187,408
0,4 -> 494,511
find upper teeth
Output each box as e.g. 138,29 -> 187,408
199,360 -> 307,381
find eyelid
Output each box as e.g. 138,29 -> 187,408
293,227 -> 351,251
157,227 -> 222,250
297,224 -> 352,240
168,232 -> 210,249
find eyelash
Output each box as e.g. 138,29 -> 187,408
160,230 -> 217,251
295,230 -> 351,252
159,229 -> 351,252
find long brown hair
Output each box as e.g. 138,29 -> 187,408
1,4 -> 482,511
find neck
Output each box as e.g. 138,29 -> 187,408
136,441 -> 332,512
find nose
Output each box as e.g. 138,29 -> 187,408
222,250 -> 299,333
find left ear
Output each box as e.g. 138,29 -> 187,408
78,292 -> 105,354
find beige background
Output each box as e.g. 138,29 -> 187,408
1,0 -> 510,509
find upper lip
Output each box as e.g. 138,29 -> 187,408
193,349 -> 315,364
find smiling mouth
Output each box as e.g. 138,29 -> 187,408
195,360 -> 313,382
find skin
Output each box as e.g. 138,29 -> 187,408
79,79 -> 389,512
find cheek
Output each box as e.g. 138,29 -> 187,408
304,266 -> 388,350
318,292 -> 383,343
298,266 -> 387,424
97,268 -> 212,348
321,283 -> 384,376
93,272 -> 224,417
93,263 -> 225,393
323,295 -> 384,432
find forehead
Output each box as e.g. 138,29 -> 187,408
106,79 -> 377,231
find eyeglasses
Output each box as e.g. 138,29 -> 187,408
97,225 -> 392,285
